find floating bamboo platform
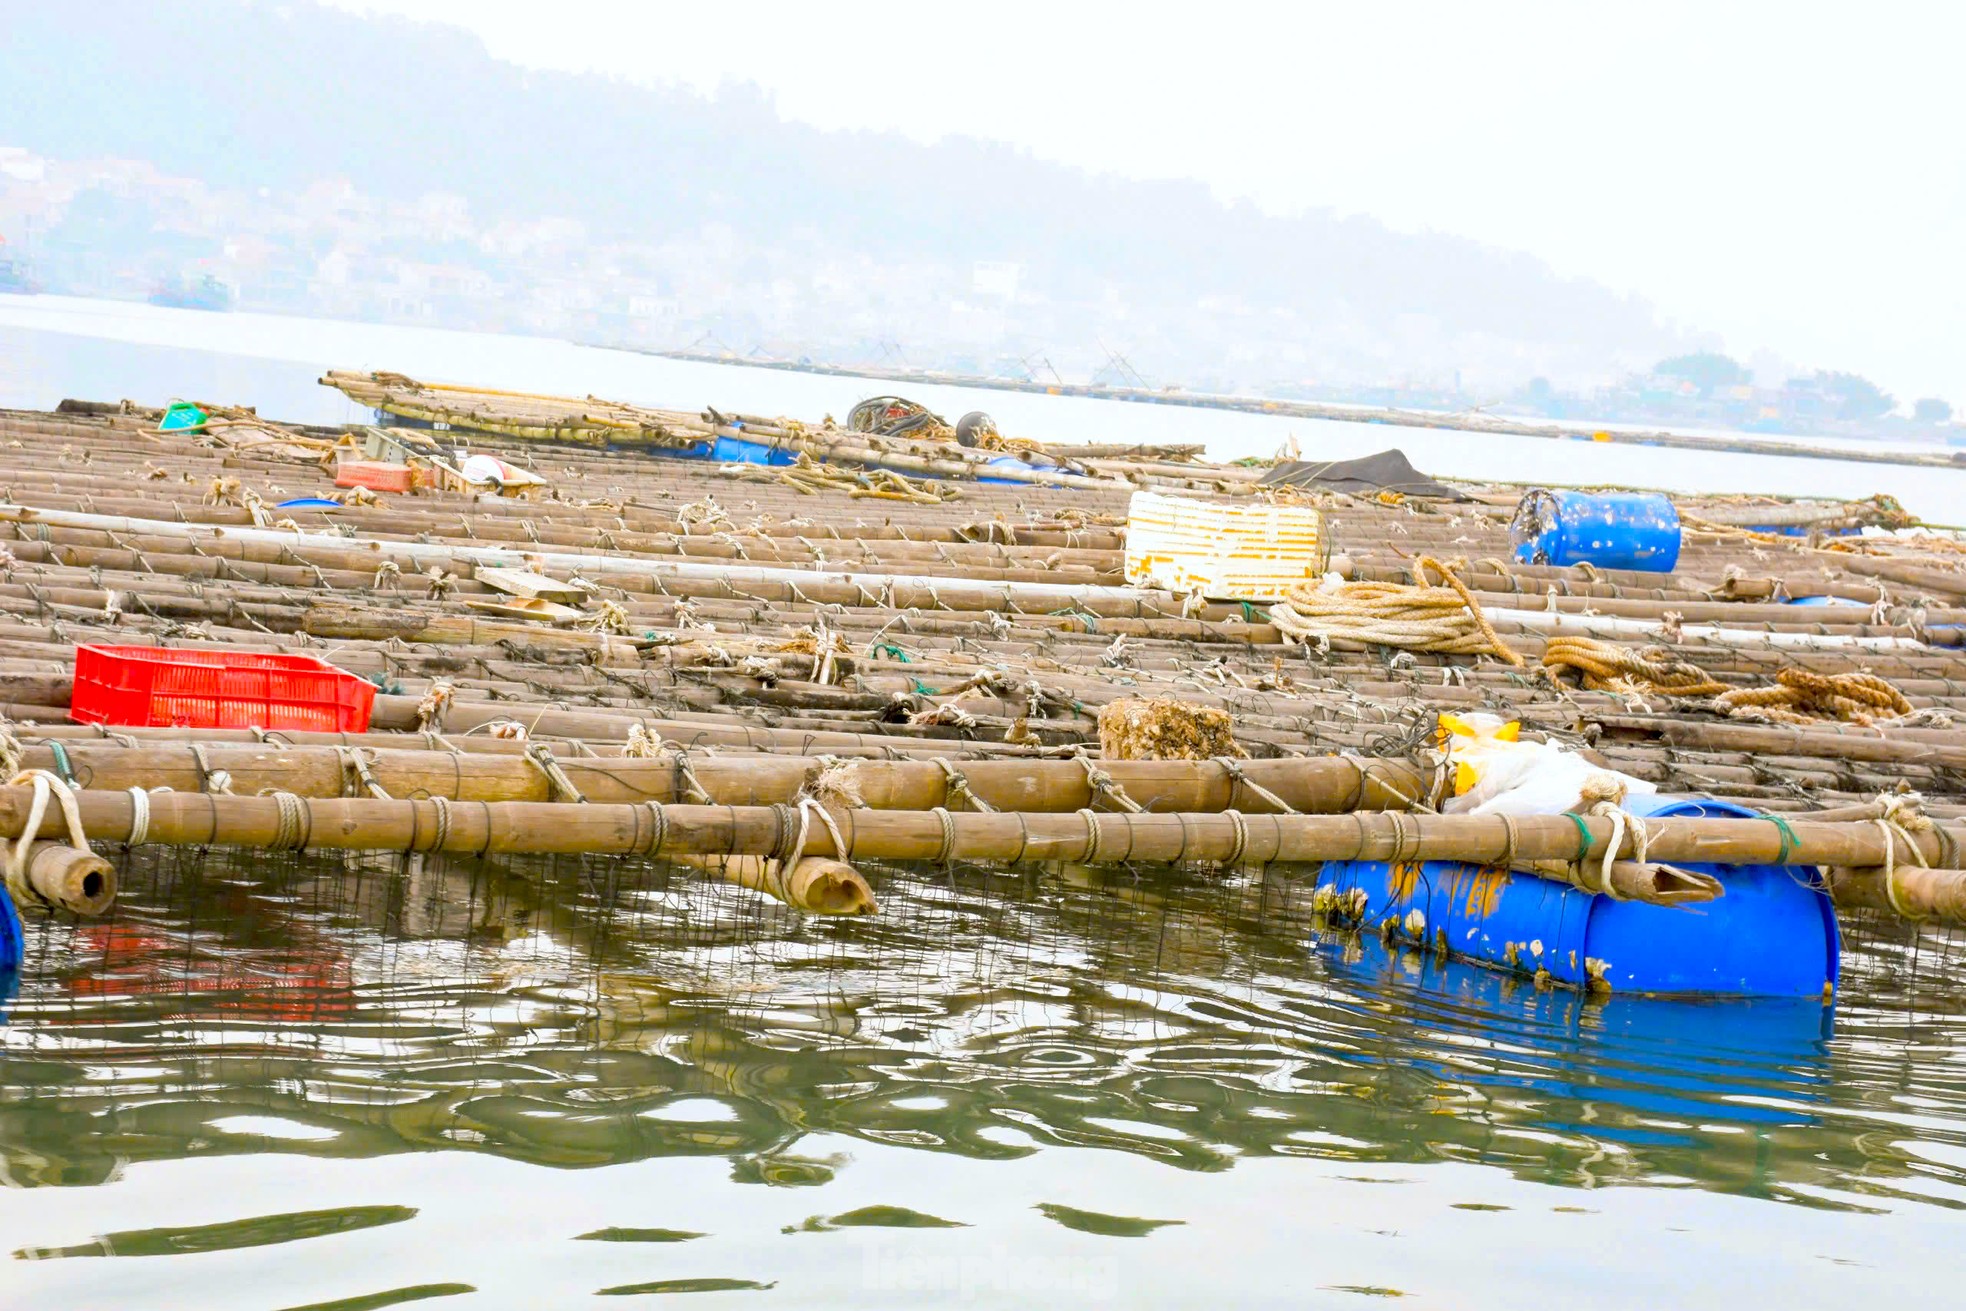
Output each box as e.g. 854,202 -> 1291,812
2,375 -> 1963,983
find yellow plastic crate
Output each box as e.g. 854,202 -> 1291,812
1124,492 -> 1324,600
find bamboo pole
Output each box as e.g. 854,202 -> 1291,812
13,843 -> 116,915
1825,865 -> 1966,923
1482,606 -> 1931,653
5,743 -> 1427,813
9,787 -> 1960,872
686,854 -> 878,915
1514,858 -> 1721,907
0,504 -> 1161,611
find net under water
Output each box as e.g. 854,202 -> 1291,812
0,848 -> 1961,1308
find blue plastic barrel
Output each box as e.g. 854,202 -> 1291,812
1315,939 -> 1834,1141
1786,596 -> 1865,607
1746,524 -> 1861,539
1511,488 -> 1681,572
709,435 -> 795,466
1314,795 -> 1838,997
0,882 -> 21,976
275,497 -> 342,510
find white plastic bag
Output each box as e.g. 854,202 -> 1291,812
1438,711 -> 1654,817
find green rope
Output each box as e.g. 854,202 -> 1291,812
1047,607 -> 1098,633
1757,811 -> 1801,864
911,679 -> 942,697
46,740 -> 75,787
868,640 -> 913,662
1240,601 -> 1258,623
1564,811 -> 1593,864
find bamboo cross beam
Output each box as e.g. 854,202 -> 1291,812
6,743 -> 1428,813
7,788 -> 1960,873
0,504 -> 1161,610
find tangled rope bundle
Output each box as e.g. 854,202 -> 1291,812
576,599 -> 633,635
1268,556 -> 1524,667
775,623 -> 850,685
1540,636 -> 1730,697
1716,668 -> 1914,726
676,497 -> 731,530
414,680 -> 454,732
846,395 -> 949,441
1543,635 -> 1918,726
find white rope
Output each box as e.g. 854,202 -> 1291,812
1874,816 -> 1929,920
772,795 -> 853,895
6,769 -> 94,906
1223,809 -> 1249,868
1868,793 -> 1932,920
930,806 -> 957,864
1582,801 -> 1633,900
268,791 -> 308,850
127,786 -> 151,847
798,795 -> 848,860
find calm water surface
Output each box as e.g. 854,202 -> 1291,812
0,851 -> 1960,1308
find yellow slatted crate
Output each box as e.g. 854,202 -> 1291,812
1123,492 -> 1326,600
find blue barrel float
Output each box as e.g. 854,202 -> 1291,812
668,433 -> 798,466
1511,488 -> 1681,573
0,881 -> 21,975
1317,933 -> 1836,1147
1314,796 -> 1839,997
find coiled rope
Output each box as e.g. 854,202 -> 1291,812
1540,636 -> 1729,698
1267,556 -> 1524,666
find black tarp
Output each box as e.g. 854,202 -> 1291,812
1258,449 -> 1466,500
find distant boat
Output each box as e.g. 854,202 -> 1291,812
148,273 -> 235,312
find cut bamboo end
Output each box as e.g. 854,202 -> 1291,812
780,856 -> 878,916
687,853 -> 878,916
22,843 -> 117,916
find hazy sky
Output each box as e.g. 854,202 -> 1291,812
326,0 -> 1964,406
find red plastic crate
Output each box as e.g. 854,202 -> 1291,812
334,461 -> 413,494
70,645 -> 377,732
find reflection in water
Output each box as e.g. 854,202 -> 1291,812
0,847 -> 1958,1212
1035,1202 -> 1184,1238
0,846 -> 1963,1305
596,1277 -> 777,1296
274,1284 -> 476,1311
15,1205 -> 419,1260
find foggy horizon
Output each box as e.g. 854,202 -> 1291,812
320,0 -> 1966,406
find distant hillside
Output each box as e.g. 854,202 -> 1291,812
0,0 -> 1683,384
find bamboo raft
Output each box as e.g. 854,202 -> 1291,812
2,376 -> 1964,990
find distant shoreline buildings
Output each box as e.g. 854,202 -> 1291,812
0,145 -> 1952,446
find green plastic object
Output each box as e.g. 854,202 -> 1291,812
158,401 -> 208,433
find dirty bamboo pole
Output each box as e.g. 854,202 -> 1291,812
9,787 -> 1962,874
0,503 -> 1167,612
25,720 -> 1946,814
11,526 -> 1950,668
11,489 -> 1950,644
1824,865 -> 1966,922
1,742 -> 1429,812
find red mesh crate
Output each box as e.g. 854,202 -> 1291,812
334,461 -> 413,494
70,645 -> 377,732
